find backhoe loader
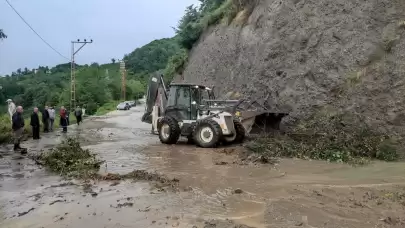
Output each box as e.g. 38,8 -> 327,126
141,73 -> 287,148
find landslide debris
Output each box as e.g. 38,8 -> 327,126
33,137 -> 180,189
244,112 -> 401,164
33,137 -> 103,178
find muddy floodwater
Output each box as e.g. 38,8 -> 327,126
1,106 -> 405,228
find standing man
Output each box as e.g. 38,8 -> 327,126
48,106 -> 55,132
12,106 -> 26,153
74,106 -> 83,125
42,106 -> 50,133
60,106 -> 68,133
6,99 -> 16,124
30,107 -> 40,140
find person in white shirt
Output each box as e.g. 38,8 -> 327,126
47,106 -> 56,132
6,99 -> 16,124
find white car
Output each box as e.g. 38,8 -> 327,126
117,102 -> 131,110
125,100 -> 136,107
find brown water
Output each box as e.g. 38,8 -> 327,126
1,106 -> 405,228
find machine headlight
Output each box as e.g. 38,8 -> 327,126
235,111 -> 241,117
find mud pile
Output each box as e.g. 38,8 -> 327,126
180,0 -> 405,135
100,170 -> 180,189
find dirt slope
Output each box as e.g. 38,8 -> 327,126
179,0 -> 405,134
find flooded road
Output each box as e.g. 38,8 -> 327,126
1,106 -> 405,228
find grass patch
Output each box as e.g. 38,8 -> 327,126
245,111 -> 400,165
35,137 -> 103,178
0,115 -> 12,143
95,101 -> 119,116
0,114 -> 34,143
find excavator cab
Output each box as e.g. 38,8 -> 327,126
165,84 -> 215,122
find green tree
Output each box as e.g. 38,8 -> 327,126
123,38 -> 181,79
111,58 -> 116,64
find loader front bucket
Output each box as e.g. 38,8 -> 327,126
239,111 -> 288,135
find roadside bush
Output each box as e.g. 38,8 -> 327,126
96,101 -> 118,115
0,115 -> 12,143
85,102 -> 98,115
36,137 -> 102,178
245,111 -> 400,164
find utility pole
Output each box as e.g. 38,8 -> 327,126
119,60 -> 126,101
70,39 -> 93,110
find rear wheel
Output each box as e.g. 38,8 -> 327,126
193,119 -> 222,148
158,116 -> 180,144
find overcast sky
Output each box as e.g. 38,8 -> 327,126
0,0 -> 198,75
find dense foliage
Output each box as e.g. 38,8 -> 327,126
0,62 -> 144,116
124,38 -> 180,76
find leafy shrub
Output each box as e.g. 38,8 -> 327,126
85,102 -> 98,115
245,111 -> 400,164
164,49 -> 189,81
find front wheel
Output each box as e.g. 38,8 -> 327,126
158,116 -> 180,144
223,120 -> 246,145
193,119 -> 222,148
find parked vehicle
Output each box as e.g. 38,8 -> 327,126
117,102 -> 131,110
125,100 -> 136,107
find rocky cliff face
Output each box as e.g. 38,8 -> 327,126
178,0 -> 405,134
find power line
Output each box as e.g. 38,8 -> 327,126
4,0 -> 69,60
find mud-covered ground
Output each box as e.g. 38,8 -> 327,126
1,106 -> 405,228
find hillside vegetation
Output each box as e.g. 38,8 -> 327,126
0,36 -> 184,142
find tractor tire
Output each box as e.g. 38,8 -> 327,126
233,120 -> 246,143
193,119 -> 222,148
223,119 -> 246,145
158,116 -> 180,145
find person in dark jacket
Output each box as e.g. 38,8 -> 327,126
74,106 -> 83,125
60,106 -> 68,133
42,106 -> 50,133
30,107 -> 40,140
11,106 -> 26,153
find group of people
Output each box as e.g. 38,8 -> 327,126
7,99 -> 84,153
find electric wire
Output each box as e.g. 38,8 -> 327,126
4,0 -> 69,60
